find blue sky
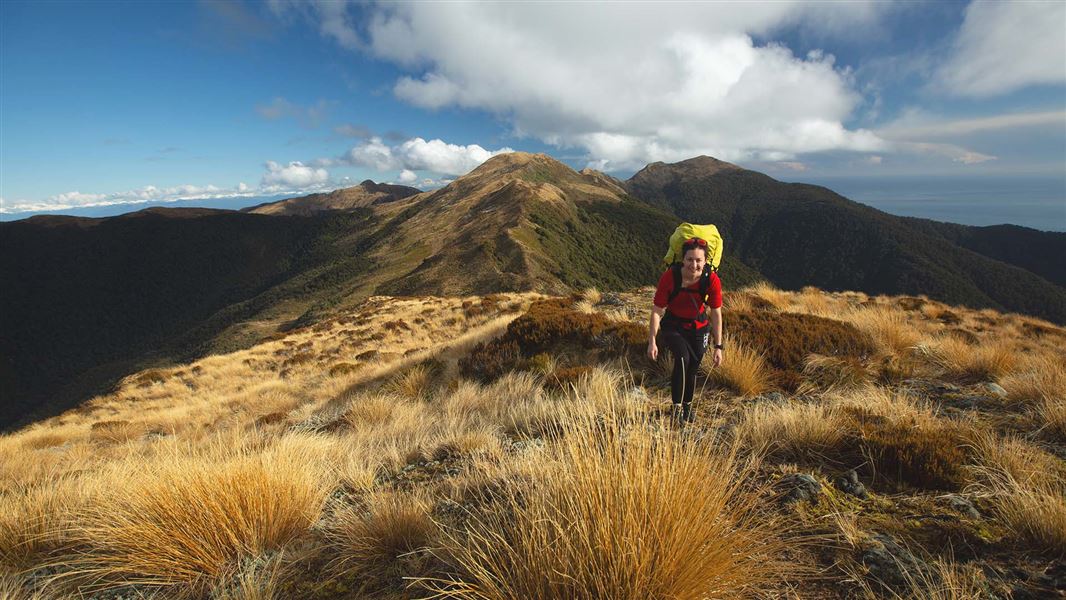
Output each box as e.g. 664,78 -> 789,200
1,1 -> 1064,223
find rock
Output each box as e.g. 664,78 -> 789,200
861,534 -> 930,592
944,494 -> 980,519
835,470 -> 868,499
755,391 -> 787,405
776,473 -> 822,505
983,382 -> 1008,398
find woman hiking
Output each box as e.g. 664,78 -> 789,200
647,237 -> 724,426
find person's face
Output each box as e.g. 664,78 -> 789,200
683,248 -> 706,279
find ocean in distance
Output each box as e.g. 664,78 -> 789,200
3,175 -> 1064,232
802,174 -> 1065,232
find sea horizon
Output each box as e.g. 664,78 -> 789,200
3,174 -> 1064,233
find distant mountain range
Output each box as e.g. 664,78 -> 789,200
2,152 -> 1064,428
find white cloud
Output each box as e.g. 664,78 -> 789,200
397,169 -> 418,184
879,110 -> 1066,139
261,160 -> 330,189
291,3 -> 888,171
344,136 -> 514,175
937,2 -> 1066,97
1,183 -> 265,214
864,155 -> 883,165
50,191 -> 107,204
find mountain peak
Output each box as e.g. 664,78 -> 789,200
466,151 -> 571,178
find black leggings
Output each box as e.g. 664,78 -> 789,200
658,323 -> 709,406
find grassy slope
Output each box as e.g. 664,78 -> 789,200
1,286 -> 1062,599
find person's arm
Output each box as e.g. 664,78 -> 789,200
710,306 -> 723,367
648,305 -> 666,360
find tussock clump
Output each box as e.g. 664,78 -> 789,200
847,305 -> 924,355
736,401 -> 848,461
999,352 -> 1066,440
799,353 -> 875,394
325,491 -> 438,578
212,554 -> 287,600
969,468 -> 1066,557
918,336 -> 1019,382
59,434 -> 331,595
426,405 -> 789,599
745,281 -> 791,311
702,334 -> 771,397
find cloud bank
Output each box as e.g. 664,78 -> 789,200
280,2 -> 887,170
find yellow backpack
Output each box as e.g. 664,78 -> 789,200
662,223 -> 723,271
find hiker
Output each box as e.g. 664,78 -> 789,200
647,237 -> 724,425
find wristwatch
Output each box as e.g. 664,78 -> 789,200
713,343 -> 724,350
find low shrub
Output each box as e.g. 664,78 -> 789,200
728,310 -> 876,392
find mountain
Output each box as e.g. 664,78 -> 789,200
242,180 -> 421,216
3,152 -> 1064,429
625,157 -> 1066,323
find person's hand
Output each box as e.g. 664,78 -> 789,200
712,348 -> 723,367
647,341 -> 658,361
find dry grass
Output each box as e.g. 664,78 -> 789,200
999,351 -> 1066,439
798,353 -> 874,394
325,491 -> 438,577
579,287 -> 602,306
212,554 -> 288,600
425,405 -> 789,599
969,468 -> 1066,557
846,305 -> 925,355
917,336 -> 1019,382
745,281 -> 791,311
702,334 -> 771,396
735,401 -> 848,461
964,429 -> 1066,487
57,434 -> 331,595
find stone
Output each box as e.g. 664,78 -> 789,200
835,470 -> 868,499
983,382 -> 1008,398
861,534 -> 930,592
944,494 -> 980,519
776,473 -> 822,505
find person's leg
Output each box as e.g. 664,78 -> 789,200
680,327 -> 709,421
656,328 -> 690,409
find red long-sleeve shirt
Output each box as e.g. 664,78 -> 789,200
653,268 -> 722,329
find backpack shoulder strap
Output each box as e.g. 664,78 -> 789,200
666,263 -> 684,304
699,264 -> 712,304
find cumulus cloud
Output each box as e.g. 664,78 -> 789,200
261,160 -> 330,189
283,2 -> 887,171
397,169 -> 418,184
344,137 -> 514,175
937,2 -> 1066,97
255,97 -> 333,128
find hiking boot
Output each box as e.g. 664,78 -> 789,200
682,403 -> 695,423
671,404 -> 685,428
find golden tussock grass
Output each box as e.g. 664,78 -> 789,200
702,334 -> 771,397
579,287 -> 602,306
0,477 -> 99,571
798,353 -> 875,394
57,433 -> 332,595
917,336 -> 1019,382
325,491 -> 438,577
424,404 -> 788,600
846,305 -> 925,356
745,281 -> 791,311
735,401 -> 848,461
999,351 -> 1066,439
969,468 -> 1066,557
212,554 -> 287,600
964,429 -> 1066,488
722,291 -> 755,313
